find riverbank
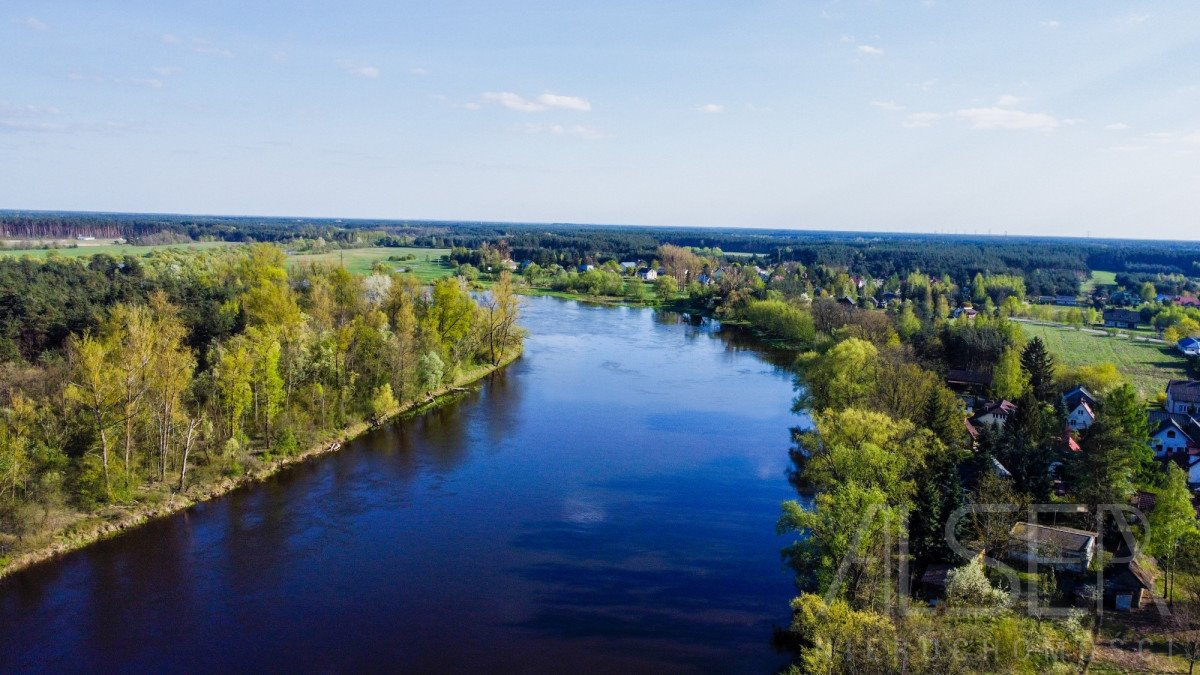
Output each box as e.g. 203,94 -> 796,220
0,349 -> 521,580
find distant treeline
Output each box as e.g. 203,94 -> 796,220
5,211 -> 1200,282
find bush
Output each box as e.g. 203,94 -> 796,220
741,299 -> 815,346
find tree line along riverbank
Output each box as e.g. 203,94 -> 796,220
0,245 -> 523,576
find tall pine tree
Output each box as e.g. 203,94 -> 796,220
1020,337 -> 1057,404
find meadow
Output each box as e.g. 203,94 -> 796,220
1019,322 -> 1188,398
0,240 -> 235,258
285,246 -> 452,280
0,241 -> 455,282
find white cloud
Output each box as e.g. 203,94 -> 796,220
410,67 -> 429,76
903,106 -> 1063,131
1148,130 -> 1200,146
1104,123 -> 1130,131
1039,20 -> 1060,28
163,35 -> 233,57
857,44 -> 884,56
903,112 -> 944,128
521,123 -> 605,140
338,61 -> 380,78
870,100 -> 905,111
1122,13 -> 1152,25
0,102 -> 61,116
536,93 -> 591,112
20,16 -> 47,31
697,103 -> 725,113
483,92 -> 545,112
481,92 -> 591,112
996,94 -> 1024,106
152,67 -> 182,77
954,107 -> 1060,131
126,78 -> 164,89
191,40 -> 233,58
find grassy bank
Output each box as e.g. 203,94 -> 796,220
0,349 -> 521,580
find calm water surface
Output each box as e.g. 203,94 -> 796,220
0,296 -> 804,673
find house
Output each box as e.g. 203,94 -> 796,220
1103,309 -> 1142,330
1105,559 -> 1156,611
619,261 -> 638,271
1150,417 -> 1197,458
838,295 -> 857,307
577,264 -> 594,273
1178,337 -> 1200,356
971,399 -> 1017,428
919,564 -> 953,601
1054,295 -> 1079,306
1007,522 -> 1098,574
1166,380 -> 1200,415
952,306 -> 979,320
1177,296 -> 1200,308
637,267 -> 658,281
1062,385 -> 1097,413
1064,397 -> 1096,431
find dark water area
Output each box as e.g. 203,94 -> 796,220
0,296 -> 807,674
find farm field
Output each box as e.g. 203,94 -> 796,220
0,240 -> 235,259
286,246 -> 453,280
1020,323 -> 1188,398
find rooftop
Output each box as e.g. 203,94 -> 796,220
1167,380 -> 1200,404
1009,522 -> 1097,553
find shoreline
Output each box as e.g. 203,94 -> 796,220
0,349 -> 521,581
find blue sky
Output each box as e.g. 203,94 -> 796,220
2,1 -> 1199,238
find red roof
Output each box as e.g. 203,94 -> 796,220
1063,426 -> 1081,452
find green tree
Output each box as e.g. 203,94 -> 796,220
991,347 -> 1029,401
896,302 -> 921,340
798,338 -> 878,411
654,274 -> 678,300
370,383 -> 399,420
1148,464 -> 1198,604
65,332 -> 122,495
1020,337 -> 1057,403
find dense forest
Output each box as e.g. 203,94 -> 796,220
0,245 -> 522,567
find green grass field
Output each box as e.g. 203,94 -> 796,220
1019,322 -> 1187,398
1081,269 -> 1118,294
0,241 -> 236,259
286,246 -> 453,280
0,241 -> 454,281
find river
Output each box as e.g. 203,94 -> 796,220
0,296 -> 805,673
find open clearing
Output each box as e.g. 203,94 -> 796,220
1020,322 -> 1188,398
1,242 -> 454,281
0,241 -> 235,259
1081,269 -> 1118,294
286,246 -> 453,280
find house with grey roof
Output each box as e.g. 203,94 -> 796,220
1007,522 -> 1098,574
